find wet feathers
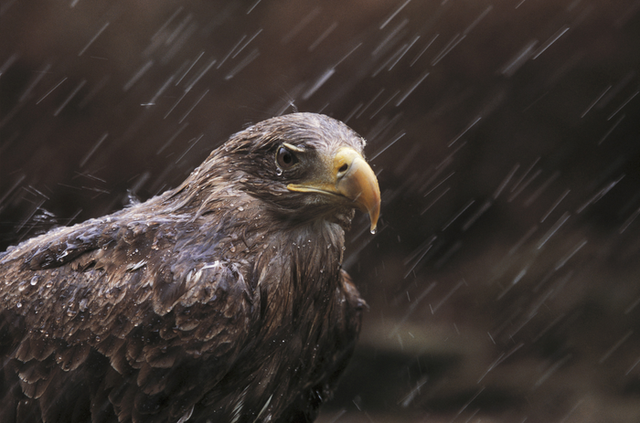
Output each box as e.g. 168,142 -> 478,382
0,113 -> 380,423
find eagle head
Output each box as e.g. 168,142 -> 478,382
189,113 -> 380,232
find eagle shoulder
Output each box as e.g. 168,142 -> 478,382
0,207 -> 259,423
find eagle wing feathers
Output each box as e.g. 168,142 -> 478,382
0,210 -> 256,423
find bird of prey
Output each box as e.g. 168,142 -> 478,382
0,113 -> 380,423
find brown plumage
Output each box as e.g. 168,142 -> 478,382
0,113 -> 380,423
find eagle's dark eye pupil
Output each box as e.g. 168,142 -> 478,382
277,147 -> 298,170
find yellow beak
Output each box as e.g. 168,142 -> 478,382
287,147 -> 381,232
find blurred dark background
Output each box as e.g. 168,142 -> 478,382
2,0 -> 640,421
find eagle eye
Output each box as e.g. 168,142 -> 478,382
276,146 -> 298,170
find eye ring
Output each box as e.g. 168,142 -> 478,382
276,146 -> 298,170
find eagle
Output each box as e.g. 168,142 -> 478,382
0,113 -> 380,423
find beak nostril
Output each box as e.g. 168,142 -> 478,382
338,164 -> 349,173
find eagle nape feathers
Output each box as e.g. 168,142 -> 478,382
0,113 -> 381,423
